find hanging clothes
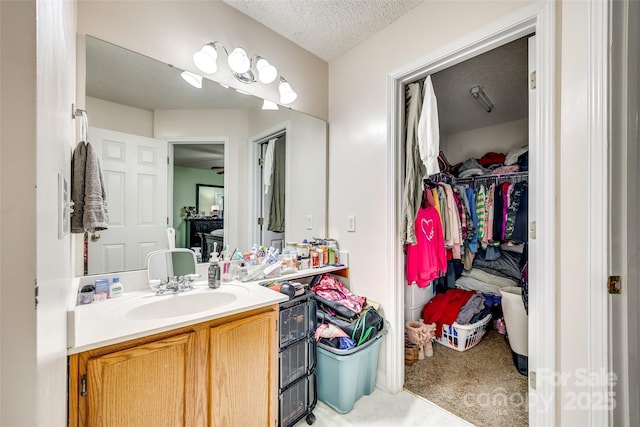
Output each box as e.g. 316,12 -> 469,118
441,183 -> 462,259
71,140 -> 109,233
401,82 -> 426,244
405,205 -> 447,287
267,137 -> 285,232
417,75 -> 440,177
475,184 -> 486,242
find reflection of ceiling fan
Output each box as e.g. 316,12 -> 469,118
211,166 -> 224,175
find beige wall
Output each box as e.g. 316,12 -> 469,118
77,0 -> 329,121
87,96 -> 154,138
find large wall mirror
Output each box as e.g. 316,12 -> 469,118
78,35 -> 328,276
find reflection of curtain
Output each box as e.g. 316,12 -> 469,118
268,136 -> 285,232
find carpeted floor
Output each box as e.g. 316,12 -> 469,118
404,329 -> 528,427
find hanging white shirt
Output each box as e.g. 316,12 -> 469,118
263,138 -> 276,194
417,75 -> 440,177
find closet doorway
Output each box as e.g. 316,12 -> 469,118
252,129 -> 287,251
388,5 -> 557,427
403,35 -> 532,427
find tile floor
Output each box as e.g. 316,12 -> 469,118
294,388 -> 474,427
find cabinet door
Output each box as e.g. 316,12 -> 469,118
209,311 -> 278,427
85,332 -> 197,427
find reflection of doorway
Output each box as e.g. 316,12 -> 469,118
256,132 -> 286,250
168,139 -> 226,250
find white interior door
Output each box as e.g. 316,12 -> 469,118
87,127 -> 168,274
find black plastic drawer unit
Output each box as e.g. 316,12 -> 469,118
279,374 -> 316,427
278,291 -> 317,426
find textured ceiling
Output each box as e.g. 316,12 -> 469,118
432,36 -> 529,136
222,0 -> 425,61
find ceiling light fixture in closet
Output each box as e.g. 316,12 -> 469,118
470,86 -> 494,113
193,41 -> 297,104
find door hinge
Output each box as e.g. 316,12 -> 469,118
258,157 -> 265,167
608,276 -> 622,294
80,374 -> 88,396
530,71 -> 537,90
167,156 -> 170,165
34,280 -> 39,310
529,220 -> 536,239
529,371 -> 536,390
258,217 -> 264,226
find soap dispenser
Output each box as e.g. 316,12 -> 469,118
208,252 -> 220,289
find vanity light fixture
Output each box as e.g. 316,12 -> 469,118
193,41 -> 298,104
470,86 -> 494,113
278,78 -> 298,104
262,99 -> 279,110
181,70 -> 203,89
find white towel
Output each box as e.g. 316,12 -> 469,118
263,138 -> 277,194
71,141 -> 109,233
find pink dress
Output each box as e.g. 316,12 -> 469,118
406,205 -> 447,287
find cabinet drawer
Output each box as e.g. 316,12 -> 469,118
279,296 -> 315,347
279,374 -> 316,427
279,337 -> 316,389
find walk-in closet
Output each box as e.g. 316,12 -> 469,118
401,34 -> 534,427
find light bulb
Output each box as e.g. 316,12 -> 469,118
261,99 -> 279,110
181,71 -> 203,89
193,44 -> 218,74
279,80 -> 297,104
228,47 -> 250,74
256,58 -> 277,84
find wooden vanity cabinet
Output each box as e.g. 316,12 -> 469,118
68,306 -> 279,427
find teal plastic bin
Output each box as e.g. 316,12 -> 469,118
316,334 -> 383,414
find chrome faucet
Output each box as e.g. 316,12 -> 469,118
155,274 -> 198,295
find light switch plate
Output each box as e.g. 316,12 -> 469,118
306,215 -> 313,230
347,215 -> 356,232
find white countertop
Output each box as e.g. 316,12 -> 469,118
67,264 -> 347,355
67,281 -> 288,354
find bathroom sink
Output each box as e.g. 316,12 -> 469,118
125,291 -> 238,320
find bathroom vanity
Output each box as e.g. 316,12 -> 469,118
67,279 -> 287,427
67,263 -> 348,427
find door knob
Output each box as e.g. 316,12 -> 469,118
91,232 -> 101,242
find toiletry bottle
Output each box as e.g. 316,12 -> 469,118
109,277 -> 123,298
208,252 -> 220,289
93,279 -> 109,302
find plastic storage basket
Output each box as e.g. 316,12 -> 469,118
435,314 -> 492,352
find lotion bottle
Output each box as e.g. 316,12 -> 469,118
109,277 -> 123,298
